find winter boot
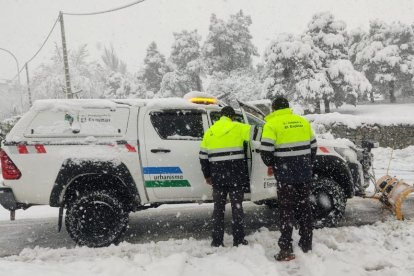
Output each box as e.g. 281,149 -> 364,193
233,239 -> 249,247
211,240 -> 224,247
299,245 -> 312,253
299,242 -> 312,253
275,248 -> 295,261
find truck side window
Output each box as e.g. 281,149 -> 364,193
209,111 -> 264,127
150,111 -> 204,140
24,108 -> 130,137
209,112 -> 244,124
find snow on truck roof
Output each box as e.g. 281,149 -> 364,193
32,99 -> 118,112
31,95 -> 221,113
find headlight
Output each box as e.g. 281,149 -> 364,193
334,147 -> 358,163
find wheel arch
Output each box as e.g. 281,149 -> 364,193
313,155 -> 355,198
50,159 -> 141,211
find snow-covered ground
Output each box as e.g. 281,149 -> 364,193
372,146 -> 414,183
0,145 -> 413,276
0,219 -> 413,276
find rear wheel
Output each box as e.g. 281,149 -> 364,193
310,178 -> 346,228
65,191 -> 129,247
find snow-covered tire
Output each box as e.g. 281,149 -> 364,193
310,178 -> 346,228
65,191 -> 129,247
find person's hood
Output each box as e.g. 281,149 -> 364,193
264,108 -> 293,122
209,116 -> 237,137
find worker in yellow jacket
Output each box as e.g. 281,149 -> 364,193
260,97 -> 317,261
199,106 -> 251,247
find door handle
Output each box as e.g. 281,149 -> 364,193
151,148 -> 171,153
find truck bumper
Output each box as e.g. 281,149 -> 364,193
0,187 -> 18,211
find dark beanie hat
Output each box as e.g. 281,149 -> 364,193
272,97 -> 289,111
221,106 -> 236,117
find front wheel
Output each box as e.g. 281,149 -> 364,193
65,191 -> 129,247
310,178 -> 346,228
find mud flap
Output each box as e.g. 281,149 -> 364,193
250,141 -> 277,202
58,206 -> 64,232
374,175 -> 414,220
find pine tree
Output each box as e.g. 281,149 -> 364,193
351,20 -> 414,103
262,33 -> 329,113
206,69 -> 262,102
159,29 -> 203,97
159,71 -> 193,98
142,42 -> 167,93
103,72 -> 147,99
101,44 -> 127,74
306,12 -> 371,112
202,10 -> 258,74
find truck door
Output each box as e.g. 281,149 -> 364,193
208,111 -> 277,202
142,109 -> 211,200
245,113 -> 277,202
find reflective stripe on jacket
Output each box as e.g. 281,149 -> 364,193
260,108 -> 317,183
199,116 -> 251,189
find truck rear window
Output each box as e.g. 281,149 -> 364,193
25,107 -> 130,137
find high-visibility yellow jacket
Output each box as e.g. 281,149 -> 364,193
260,108 -> 317,183
199,116 -> 251,188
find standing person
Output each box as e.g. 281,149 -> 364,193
199,106 -> 251,247
260,97 -> 317,261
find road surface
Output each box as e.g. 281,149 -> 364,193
1,196 -> 413,257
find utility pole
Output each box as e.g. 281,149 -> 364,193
59,11 -> 72,99
25,63 -> 32,107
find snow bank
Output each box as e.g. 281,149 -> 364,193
307,103 -> 414,128
372,146 -> 414,177
2,220 -> 414,276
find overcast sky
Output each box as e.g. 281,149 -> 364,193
1,0 -> 414,82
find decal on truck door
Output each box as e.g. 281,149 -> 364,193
143,167 -> 191,188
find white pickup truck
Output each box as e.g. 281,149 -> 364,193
0,94 -> 374,247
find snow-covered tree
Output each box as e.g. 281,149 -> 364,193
142,42 -> 167,93
159,30 -> 203,97
263,13 -> 370,113
31,44 -> 105,100
158,71 -> 194,98
306,12 -> 371,111
101,44 -> 127,74
206,69 -> 262,102
103,72 -> 147,99
262,33 -> 328,112
202,10 -> 258,74
351,20 -> 414,103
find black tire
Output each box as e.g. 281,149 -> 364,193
65,191 -> 129,247
310,178 -> 346,228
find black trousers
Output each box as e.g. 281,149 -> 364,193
212,187 -> 245,244
278,182 -> 313,251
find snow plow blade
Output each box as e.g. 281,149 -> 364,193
374,175 -> 414,220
